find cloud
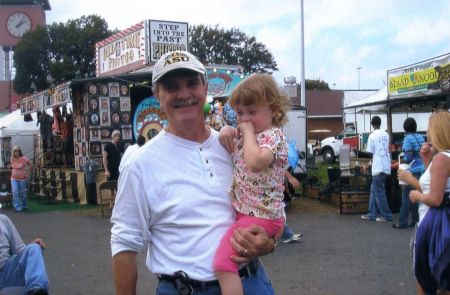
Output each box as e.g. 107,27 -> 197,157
393,18 -> 450,46
45,0 -> 450,90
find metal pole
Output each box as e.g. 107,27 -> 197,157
356,67 -> 361,90
300,0 -> 305,106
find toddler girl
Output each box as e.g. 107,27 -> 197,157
214,73 -> 291,294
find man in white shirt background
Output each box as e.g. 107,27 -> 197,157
361,116 -> 393,222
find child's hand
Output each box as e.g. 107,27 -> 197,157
237,122 -> 254,138
219,126 -> 237,153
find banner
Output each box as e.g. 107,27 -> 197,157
96,22 -> 146,76
387,53 -> 450,99
206,67 -> 246,97
132,96 -> 168,141
148,20 -> 188,62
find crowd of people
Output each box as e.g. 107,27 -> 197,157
360,113 -> 450,294
2,50 -> 448,294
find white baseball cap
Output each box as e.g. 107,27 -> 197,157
111,129 -> 121,139
152,51 -> 206,84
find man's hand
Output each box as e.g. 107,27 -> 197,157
31,238 -> 46,249
230,224 -> 274,264
105,170 -> 110,178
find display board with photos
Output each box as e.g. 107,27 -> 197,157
73,81 -> 132,171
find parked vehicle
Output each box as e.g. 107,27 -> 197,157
318,124 -> 358,163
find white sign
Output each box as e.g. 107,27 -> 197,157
149,20 -> 188,62
96,23 -> 146,75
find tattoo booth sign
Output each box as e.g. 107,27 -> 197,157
96,22 -> 147,76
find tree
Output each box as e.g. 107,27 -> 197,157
13,26 -> 51,93
13,15 -> 114,93
305,79 -> 330,90
189,24 -> 278,74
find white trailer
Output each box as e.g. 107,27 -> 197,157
282,106 -> 309,173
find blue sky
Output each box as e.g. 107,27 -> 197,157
46,0 -> 450,90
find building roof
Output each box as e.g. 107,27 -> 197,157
291,90 -> 343,117
0,0 -> 51,10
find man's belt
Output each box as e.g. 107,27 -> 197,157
443,192 -> 450,207
157,260 -> 260,290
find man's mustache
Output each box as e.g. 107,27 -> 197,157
171,98 -> 199,108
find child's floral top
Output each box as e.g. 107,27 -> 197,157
231,128 -> 288,219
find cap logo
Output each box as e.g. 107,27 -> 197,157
163,52 -> 191,66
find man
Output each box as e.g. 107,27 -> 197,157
118,135 -> 146,173
111,51 -> 277,294
103,130 -> 124,181
361,116 -> 393,222
0,214 -> 49,294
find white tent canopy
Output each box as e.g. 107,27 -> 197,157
0,110 -> 39,136
344,86 -> 388,112
0,110 -> 39,165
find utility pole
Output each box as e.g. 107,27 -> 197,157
356,67 -> 362,90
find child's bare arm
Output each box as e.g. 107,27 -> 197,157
219,126 -> 237,154
239,122 -> 274,172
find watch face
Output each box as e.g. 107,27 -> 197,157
7,12 -> 32,38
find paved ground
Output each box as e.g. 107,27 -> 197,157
3,198 -> 416,295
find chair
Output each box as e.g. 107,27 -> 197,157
99,180 -> 118,217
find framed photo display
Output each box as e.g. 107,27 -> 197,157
89,127 -> 101,141
120,97 -> 131,112
109,82 -> 120,97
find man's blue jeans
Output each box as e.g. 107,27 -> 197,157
367,173 -> 393,220
0,243 -> 49,293
155,262 -> 274,295
398,172 -> 421,226
11,179 -> 28,212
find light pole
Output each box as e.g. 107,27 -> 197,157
356,67 -> 362,90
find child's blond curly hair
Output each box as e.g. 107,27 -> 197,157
228,73 -> 291,127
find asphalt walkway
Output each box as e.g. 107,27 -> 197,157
3,198 -> 416,295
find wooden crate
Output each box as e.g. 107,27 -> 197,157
340,191 -> 369,214
305,186 -> 321,199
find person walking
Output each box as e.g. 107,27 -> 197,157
361,116 -> 393,222
10,145 -> 33,212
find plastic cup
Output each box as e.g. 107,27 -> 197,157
398,163 -> 410,185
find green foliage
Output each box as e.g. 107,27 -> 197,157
13,15 -> 114,93
305,79 -> 330,90
189,24 -> 278,74
13,26 -> 50,93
